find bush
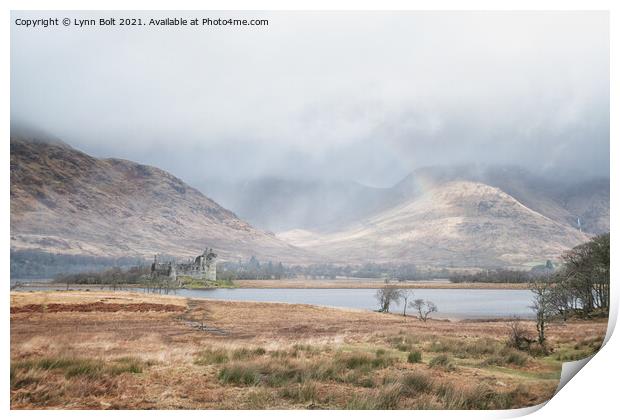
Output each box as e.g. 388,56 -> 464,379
528,342 -> 551,357
375,384 -> 403,409
481,349 -> 528,367
334,352 -> 395,371
429,354 -> 455,371
218,364 -> 261,386
506,317 -> 534,351
11,356 -> 148,382
504,350 -> 528,366
279,381 -> 317,403
195,348 -> 229,365
401,371 -> 434,394
407,350 -> 422,363
63,360 -> 104,379
111,357 -> 148,374
396,343 -> 412,352
231,347 -> 266,361
346,384 -> 403,409
263,363 -> 305,387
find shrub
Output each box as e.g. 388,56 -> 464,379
231,347 -> 266,361
346,384 -> 403,409
269,350 -> 290,359
110,357 -> 147,374
245,388 -> 274,409
359,376 -> 375,388
11,356 -> 150,381
195,348 -> 229,365
407,350 -> 422,363
396,343 -> 412,352
64,360 -> 104,379
506,317 -> 534,351
429,354 -> 455,371
218,364 -> 261,386
504,350 -> 528,366
280,381 -> 318,403
401,371 -> 434,394
461,339 -> 503,358
346,393 -> 376,410
263,363 -> 304,387
374,384 -> 403,409
528,342 -> 551,357
334,352 -> 395,371
437,382 -> 511,410
481,349 -> 528,367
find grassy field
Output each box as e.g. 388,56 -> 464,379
10,290 -> 606,409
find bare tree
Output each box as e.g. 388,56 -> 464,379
410,299 -> 438,322
375,287 -> 402,313
529,281 -> 557,345
401,289 -> 415,316
506,316 -> 534,350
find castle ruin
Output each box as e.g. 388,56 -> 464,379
151,248 -> 217,284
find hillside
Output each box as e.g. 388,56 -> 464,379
204,166 -> 609,239
204,177 -> 400,232
10,132 -> 606,270
10,134 -> 313,263
393,166 -> 609,235
279,181 -> 592,267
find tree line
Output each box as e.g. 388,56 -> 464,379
54,265 -> 151,285
219,259 -> 452,281
449,263 -> 554,284
10,250 -> 145,279
528,233 -> 609,347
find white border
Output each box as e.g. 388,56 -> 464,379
3,2 -> 616,420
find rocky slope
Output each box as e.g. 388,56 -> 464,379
206,166 -> 609,239
393,165 -> 609,235
279,181 -> 592,267
10,134 -> 313,263
10,131 -> 606,269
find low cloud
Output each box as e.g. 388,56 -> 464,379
11,11 -> 609,188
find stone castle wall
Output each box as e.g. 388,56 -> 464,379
151,248 -> 217,284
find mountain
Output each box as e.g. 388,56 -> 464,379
279,180 -> 593,268
393,165 -> 609,235
10,133 -> 313,263
10,128 -> 608,271
205,165 -> 609,239
203,177 -> 401,232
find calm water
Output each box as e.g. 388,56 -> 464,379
174,288 -> 535,319
12,281 -> 535,319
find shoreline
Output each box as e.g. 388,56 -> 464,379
9,288 -> 535,322
13,279 -> 531,290
234,279 -> 530,290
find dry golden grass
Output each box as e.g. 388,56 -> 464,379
10,290 -> 607,409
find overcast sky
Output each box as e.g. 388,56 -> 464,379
11,11 -> 609,188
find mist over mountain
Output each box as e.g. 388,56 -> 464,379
279,180 -> 594,268
393,165 -> 610,235
205,165 -> 609,237
9,126 -> 609,272
11,12 -> 609,194
10,132 -> 314,264
204,178 -> 402,233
